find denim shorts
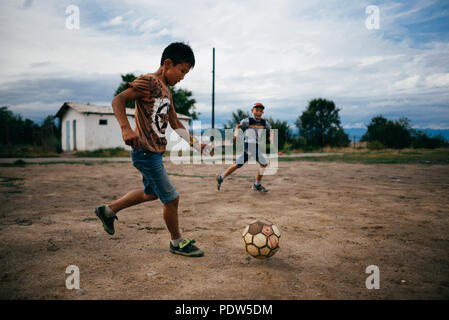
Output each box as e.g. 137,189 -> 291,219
235,143 -> 268,168
131,147 -> 179,204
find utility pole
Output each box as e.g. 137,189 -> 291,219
210,47 -> 215,143
212,47 -> 215,130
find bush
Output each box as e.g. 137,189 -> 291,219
282,142 -> 292,154
0,144 -> 60,158
412,131 -> 448,149
362,116 -> 411,149
75,147 -> 130,157
367,141 -> 385,150
326,127 -> 351,147
291,136 -> 307,150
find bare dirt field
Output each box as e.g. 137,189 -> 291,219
1,159 -> 449,299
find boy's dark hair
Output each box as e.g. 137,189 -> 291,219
161,42 -> 195,68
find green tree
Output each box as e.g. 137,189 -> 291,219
265,117 -> 291,151
295,98 -> 349,148
0,106 -> 13,145
361,115 -> 412,149
114,73 -> 138,109
0,106 -> 31,145
0,106 -> 60,152
223,109 -> 251,129
361,115 -> 387,144
23,119 -> 37,145
411,131 -> 448,149
169,87 -> 199,121
40,115 -> 60,151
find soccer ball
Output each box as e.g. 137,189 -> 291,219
242,220 -> 281,259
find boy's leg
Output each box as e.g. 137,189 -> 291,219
217,145 -> 248,191
223,163 -> 240,178
95,190 -> 157,235
163,196 -> 181,240
253,162 -> 269,192
109,189 -> 157,214
165,196 -> 204,257
255,163 -> 268,183
216,163 -> 240,190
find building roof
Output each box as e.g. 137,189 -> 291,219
56,102 -> 192,120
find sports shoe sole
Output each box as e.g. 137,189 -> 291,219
252,186 -> 268,193
170,248 -> 204,257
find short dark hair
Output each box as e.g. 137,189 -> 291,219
160,42 -> 195,68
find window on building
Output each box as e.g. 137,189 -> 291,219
99,119 -> 108,125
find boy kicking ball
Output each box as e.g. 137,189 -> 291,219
216,102 -> 274,192
94,42 -> 212,257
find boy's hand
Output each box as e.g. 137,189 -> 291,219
122,127 -> 140,150
201,143 -> 214,156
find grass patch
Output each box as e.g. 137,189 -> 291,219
75,147 -> 130,157
0,145 -> 60,158
0,160 -> 131,166
0,176 -> 24,183
0,176 -> 24,193
280,149 -> 449,164
35,161 -> 96,166
0,160 -> 27,167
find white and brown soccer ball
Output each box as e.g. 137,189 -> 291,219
242,220 -> 281,259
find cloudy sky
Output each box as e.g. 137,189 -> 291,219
1,0 -> 448,129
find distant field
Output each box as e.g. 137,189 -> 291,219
280,149 -> 449,165
1,147 -> 449,166
0,145 -> 59,158
74,147 -> 130,157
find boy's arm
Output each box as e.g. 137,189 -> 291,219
266,122 -> 274,144
168,108 -> 212,154
168,111 -> 194,147
233,124 -> 242,141
111,88 -> 141,150
269,129 -> 274,144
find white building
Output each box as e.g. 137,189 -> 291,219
56,102 -> 192,152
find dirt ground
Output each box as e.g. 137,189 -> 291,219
1,158 -> 449,300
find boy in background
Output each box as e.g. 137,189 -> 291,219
216,102 -> 273,192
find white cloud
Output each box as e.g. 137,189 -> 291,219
425,73 -> 449,88
394,75 -> 420,90
137,18 -> 160,33
0,0 -> 448,128
101,16 -> 123,27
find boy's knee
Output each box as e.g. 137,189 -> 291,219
260,163 -> 268,168
167,195 -> 180,205
143,193 -> 157,201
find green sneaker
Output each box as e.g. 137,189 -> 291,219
170,238 -> 204,257
216,174 -> 224,191
95,205 -> 118,235
252,184 -> 268,193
